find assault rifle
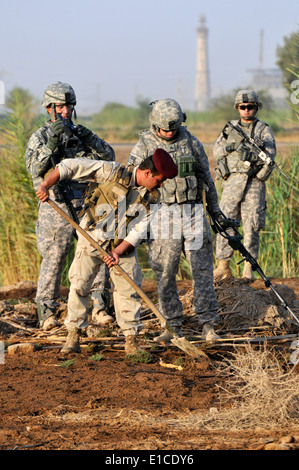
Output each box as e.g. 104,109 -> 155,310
227,121 -> 290,181
209,211 -> 299,326
50,153 -> 80,230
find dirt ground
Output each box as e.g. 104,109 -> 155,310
0,144 -> 298,452
0,275 -> 298,451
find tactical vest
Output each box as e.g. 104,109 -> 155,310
82,164 -> 160,250
140,129 -> 205,204
40,124 -> 92,197
223,119 -> 267,175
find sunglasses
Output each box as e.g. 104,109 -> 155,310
238,104 -> 256,110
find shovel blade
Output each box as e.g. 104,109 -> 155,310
171,336 -> 210,361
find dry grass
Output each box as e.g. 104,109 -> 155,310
197,345 -> 299,430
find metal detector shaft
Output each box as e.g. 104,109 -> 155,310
210,212 -> 299,326
47,198 -> 209,360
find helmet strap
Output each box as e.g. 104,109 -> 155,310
50,104 -> 56,121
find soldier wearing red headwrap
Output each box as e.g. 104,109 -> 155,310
36,149 -> 177,355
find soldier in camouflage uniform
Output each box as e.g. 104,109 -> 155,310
36,149 -> 178,355
129,99 -> 227,342
25,82 -> 115,331
213,90 -> 276,280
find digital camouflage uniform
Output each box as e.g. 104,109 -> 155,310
25,82 -> 115,328
129,99 -> 221,330
55,158 -> 162,337
213,91 -> 276,264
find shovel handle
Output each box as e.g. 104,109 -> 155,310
47,198 -> 169,330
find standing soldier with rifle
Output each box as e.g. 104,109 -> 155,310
213,89 -> 277,281
129,99 -> 230,342
25,82 -> 115,331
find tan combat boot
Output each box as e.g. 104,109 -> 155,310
213,259 -> 232,280
42,315 -> 59,331
37,304 -> 59,331
153,327 -> 182,343
60,328 -> 81,354
202,323 -> 221,341
125,335 -> 143,355
87,308 -> 114,336
91,308 -> 114,325
242,261 -> 254,281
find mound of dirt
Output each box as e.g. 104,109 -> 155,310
211,277 -> 298,334
0,277 -> 298,450
0,277 -> 298,341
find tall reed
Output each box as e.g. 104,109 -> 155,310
0,90 -> 40,285
258,147 -> 298,278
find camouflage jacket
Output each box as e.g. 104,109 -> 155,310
213,118 -> 276,181
25,119 -> 115,191
129,126 -> 220,214
58,158 -> 160,248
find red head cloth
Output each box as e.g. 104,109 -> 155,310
152,148 -> 178,179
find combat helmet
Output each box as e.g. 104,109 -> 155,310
42,82 -> 77,120
234,89 -> 262,109
150,99 -> 186,137
42,82 -> 77,108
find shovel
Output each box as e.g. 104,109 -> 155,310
47,198 -> 209,361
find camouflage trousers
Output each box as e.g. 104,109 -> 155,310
148,203 -> 219,327
65,229 -> 143,336
35,199 -> 110,311
216,174 -> 267,261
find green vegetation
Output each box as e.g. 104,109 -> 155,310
276,30 -> 299,93
89,353 -> 105,361
0,88 -> 41,285
89,96 -> 151,141
59,359 -> 75,369
125,350 -> 154,363
0,83 -> 297,287
82,100 -> 297,144
259,148 -> 298,278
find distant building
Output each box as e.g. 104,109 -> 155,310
248,69 -> 287,108
194,15 -> 211,111
248,30 -> 287,108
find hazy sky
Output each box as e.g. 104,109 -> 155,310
1,0 -> 298,114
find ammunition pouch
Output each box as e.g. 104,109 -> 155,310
215,157 -> 230,180
83,165 -> 134,231
177,155 -> 196,178
160,155 -> 204,204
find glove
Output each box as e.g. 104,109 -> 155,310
246,152 -> 259,163
256,163 -> 273,181
241,150 -> 259,163
225,142 -> 237,153
76,124 -> 93,143
46,119 -> 65,151
236,143 -> 259,163
213,211 -> 240,230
